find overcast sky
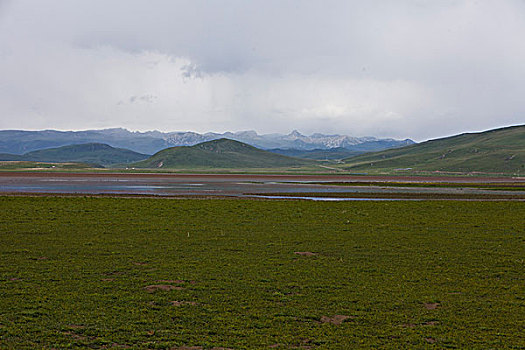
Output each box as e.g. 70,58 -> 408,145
0,0 -> 524,141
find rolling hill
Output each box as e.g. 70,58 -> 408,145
132,138 -> 314,169
0,143 -> 150,166
268,147 -> 361,160
342,125 -> 525,174
267,139 -> 413,160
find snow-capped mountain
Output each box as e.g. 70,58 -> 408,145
166,129 -> 413,151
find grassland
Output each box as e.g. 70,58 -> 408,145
132,139 -> 314,169
0,161 -> 102,170
342,124 -> 525,174
0,197 -> 524,349
0,143 -> 149,167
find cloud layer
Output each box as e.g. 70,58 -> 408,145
1,0 -> 524,140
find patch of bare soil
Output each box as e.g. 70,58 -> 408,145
320,315 -> 352,325
401,323 -> 416,328
144,284 -> 184,293
423,302 -> 440,310
294,252 -> 317,256
169,301 -> 197,306
422,321 -> 440,326
100,278 -> 114,282
297,339 -> 315,349
169,347 -> 232,350
133,262 -> 148,266
63,330 -> 95,341
63,331 -> 86,340
425,337 -> 437,344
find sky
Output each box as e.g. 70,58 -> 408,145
0,0 -> 524,141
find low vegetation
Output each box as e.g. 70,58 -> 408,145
132,139 -> 314,169
267,147 -> 361,160
0,143 -> 149,167
342,124 -> 525,174
0,161 -> 101,170
0,197 -> 523,348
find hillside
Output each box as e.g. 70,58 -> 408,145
268,147 -> 361,160
268,139 -> 413,160
132,138 -> 314,169
342,125 -> 525,174
0,143 -> 149,166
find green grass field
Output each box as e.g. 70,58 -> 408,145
341,124 -> 525,175
0,161 -> 101,170
0,197 -> 524,349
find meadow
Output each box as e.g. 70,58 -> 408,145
0,196 -> 523,349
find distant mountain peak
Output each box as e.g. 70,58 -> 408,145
288,130 -> 304,138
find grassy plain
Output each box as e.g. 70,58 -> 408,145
0,197 -> 524,349
0,161 -> 101,170
0,162 -> 330,174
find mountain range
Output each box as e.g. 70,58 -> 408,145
0,128 -> 414,155
0,125 -> 523,173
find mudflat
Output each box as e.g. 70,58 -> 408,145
1,172 -> 524,199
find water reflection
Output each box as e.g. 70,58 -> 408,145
251,195 -> 412,201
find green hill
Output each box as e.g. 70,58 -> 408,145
268,147 -> 362,160
0,143 -> 149,167
0,153 -> 23,161
132,138 -> 314,169
342,125 -> 525,174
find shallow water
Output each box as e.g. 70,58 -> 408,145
249,195 -> 414,201
1,173 -> 523,199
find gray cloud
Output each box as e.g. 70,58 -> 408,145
0,0 -> 524,140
